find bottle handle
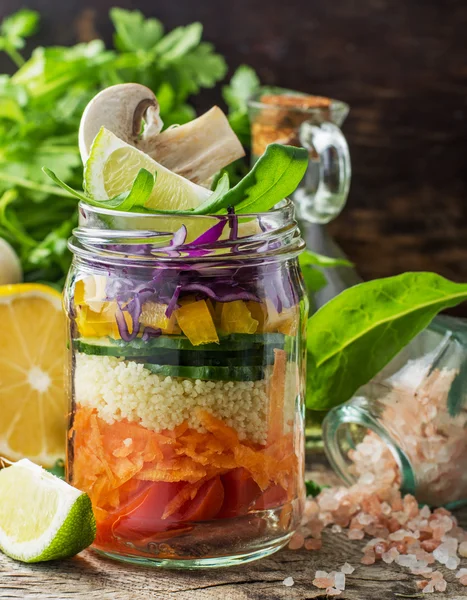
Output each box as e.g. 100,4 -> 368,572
295,121 -> 351,224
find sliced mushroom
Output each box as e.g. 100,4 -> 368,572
79,83 -> 245,184
79,83 -> 163,163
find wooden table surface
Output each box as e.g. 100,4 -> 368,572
1,458 -> 466,600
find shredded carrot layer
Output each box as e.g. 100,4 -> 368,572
71,406 -> 297,517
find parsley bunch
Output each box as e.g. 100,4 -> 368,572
0,8 -> 256,285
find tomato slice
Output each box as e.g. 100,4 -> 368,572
253,484 -> 287,510
218,468 -> 262,518
177,476 -> 224,521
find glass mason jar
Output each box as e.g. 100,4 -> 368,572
64,200 -> 307,568
323,315 -> 467,509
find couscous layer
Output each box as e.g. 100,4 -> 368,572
74,353 -> 269,444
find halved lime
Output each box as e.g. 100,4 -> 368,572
0,459 -> 95,562
84,127 -> 211,211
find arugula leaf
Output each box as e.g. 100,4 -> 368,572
110,8 -> 164,52
43,167 -> 157,212
307,272 -> 467,411
193,144 -> 309,215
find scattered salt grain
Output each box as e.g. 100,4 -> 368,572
348,529 -> 364,540
459,541 -> 467,557
331,524 -> 342,534
313,577 -> 334,589
288,532 -> 304,550
445,556 -> 460,570
334,572 -> 345,591
325,587 -> 342,596
434,579 -> 447,592
340,563 -> 355,575
460,575 -> 467,586
456,568 -> 467,579
422,581 -> 435,593
282,577 -> 294,587
304,538 -> 322,551
382,548 -> 399,564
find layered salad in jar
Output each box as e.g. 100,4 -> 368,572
52,83 -> 309,565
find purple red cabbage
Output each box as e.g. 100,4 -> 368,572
106,221 -> 301,339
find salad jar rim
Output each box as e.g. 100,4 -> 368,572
69,198 -> 305,267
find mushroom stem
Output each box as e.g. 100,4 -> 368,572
140,107 -> 245,184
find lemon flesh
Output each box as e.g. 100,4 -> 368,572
85,127 -> 212,211
0,284 -> 66,467
0,459 -> 95,562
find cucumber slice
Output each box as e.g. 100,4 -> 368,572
74,333 -> 285,356
143,363 -> 266,382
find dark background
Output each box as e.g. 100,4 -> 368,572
1,0 -> 467,284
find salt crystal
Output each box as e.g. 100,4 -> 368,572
382,548 -> 399,564
304,538 -> 322,551
459,541 -> 467,557
331,524 -> 342,534
288,533 -> 304,550
416,580 -> 428,589
313,577 -> 334,589
282,577 -> 294,587
360,472 -> 375,485
434,579 -> 447,592
456,568 -> 467,579
315,570 -> 329,579
348,529 -> 364,540
325,588 -> 342,597
432,545 -> 449,565
445,556 -> 460,570
422,581 -> 435,593
420,505 -> 431,519
361,552 -> 376,565
334,572 -> 345,591
397,554 -> 418,568
340,563 -> 355,575
460,574 -> 467,586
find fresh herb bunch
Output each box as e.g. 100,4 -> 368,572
0,8 -> 255,285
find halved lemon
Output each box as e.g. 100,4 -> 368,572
0,284 -> 66,468
84,127 -> 212,211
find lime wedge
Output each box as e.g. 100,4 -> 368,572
84,127 -> 212,211
0,459 -> 95,562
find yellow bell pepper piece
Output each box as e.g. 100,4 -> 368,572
246,301 -> 267,332
220,301 -> 259,334
139,302 -> 181,334
263,299 -> 299,336
175,300 -> 219,345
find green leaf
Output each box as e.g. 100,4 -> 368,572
1,9 -> 39,46
307,272 -> 467,411
193,144 -> 308,215
305,480 -> 326,497
155,23 -> 203,63
45,459 -> 65,480
110,8 -> 164,52
299,249 -> 353,269
301,266 -> 327,294
43,167 -> 157,212
223,65 -> 260,114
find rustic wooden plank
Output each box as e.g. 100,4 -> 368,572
0,460 -> 466,599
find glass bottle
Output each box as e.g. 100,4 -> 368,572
323,315 -> 467,509
64,200 -> 307,567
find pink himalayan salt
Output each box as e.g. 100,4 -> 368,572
361,551 -> 376,565
325,588 -> 342,596
416,580 -> 428,590
459,541 -> 467,557
304,538 -> 322,551
340,562 -> 355,574
348,528 -> 364,540
456,568 -> 467,579
434,579 -> 447,592
312,577 -> 334,589
460,575 -> 467,586
288,532 -> 304,550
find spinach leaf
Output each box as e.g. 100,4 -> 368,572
43,167 -> 156,212
305,480 -> 326,497
193,144 -> 309,215
307,272 -> 467,410
299,249 -> 353,269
